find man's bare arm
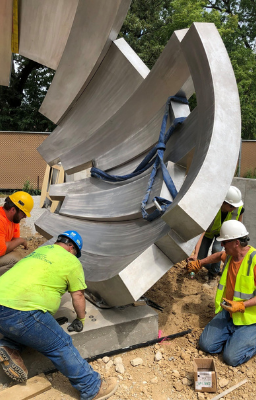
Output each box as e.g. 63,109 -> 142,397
200,251 -> 224,267
244,296 -> 256,308
70,290 -> 86,319
5,237 -> 28,253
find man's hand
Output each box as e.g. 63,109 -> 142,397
21,238 -> 28,250
186,255 -> 197,262
67,317 -> 85,332
221,298 -> 245,313
186,260 -> 201,274
6,237 -> 28,253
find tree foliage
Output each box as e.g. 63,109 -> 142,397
0,55 -> 55,132
0,1 -> 255,139
120,0 -> 256,139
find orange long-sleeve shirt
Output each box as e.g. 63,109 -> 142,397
0,207 -> 20,256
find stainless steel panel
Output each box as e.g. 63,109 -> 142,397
49,156 -> 152,201
39,0 -> 131,124
59,163 -> 186,221
95,98 -> 191,172
0,0 -> 12,86
86,245 -> 172,306
19,0 -> 78,69
38,38 -> 148,165
59,30 -> 192,174
155,231 -> 200,262
162,23 -> 241,240
35,210 -> 170,257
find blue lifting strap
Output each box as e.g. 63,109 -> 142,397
91,96 -> 188,221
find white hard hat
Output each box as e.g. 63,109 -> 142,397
216,220 -> 249,242
225,186 -> 243,207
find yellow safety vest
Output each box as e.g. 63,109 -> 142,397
205,206 -> 243,239
215,246 -> 256,325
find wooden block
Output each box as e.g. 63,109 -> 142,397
0,373 -> 51,400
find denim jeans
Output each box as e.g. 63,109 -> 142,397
0,306 -> 101,400
198,236 -> 222,276
199,309 -> 256,366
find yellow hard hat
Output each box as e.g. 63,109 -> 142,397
9,191 -> 34,217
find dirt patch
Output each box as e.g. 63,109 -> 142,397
1,230 -> 255,400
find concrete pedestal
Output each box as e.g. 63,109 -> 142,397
0,293 -> 158,384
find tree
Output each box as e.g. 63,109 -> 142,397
1,1 -> 255,138
119,0 -> 173,68
206,0 -> 256,50
0,55 -> 56,132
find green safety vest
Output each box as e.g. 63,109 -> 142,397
205,206 -> 243,239
215,246 -> 256,326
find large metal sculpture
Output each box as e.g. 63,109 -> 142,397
1,1 -> 241,308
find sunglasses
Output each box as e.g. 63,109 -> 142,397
221,239 -> 235,245
224,202 -> 236,209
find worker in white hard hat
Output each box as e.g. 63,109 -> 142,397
0,192 -> 34,276
186,220 -> 256,366
187,186 -> 244,280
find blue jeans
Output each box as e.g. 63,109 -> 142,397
0,306 -> 101,400
198,236 -> 222,275
199,309 -> 256,366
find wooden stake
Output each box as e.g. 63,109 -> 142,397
0,373 -> 51,400
211,378 -> 248,400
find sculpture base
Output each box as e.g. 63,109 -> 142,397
0,293 -> 158,383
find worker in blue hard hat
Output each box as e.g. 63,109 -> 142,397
0,230 -> 118,400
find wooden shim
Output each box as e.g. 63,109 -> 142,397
40,165 -> 51,208
40,165 -> 65,212
50,165 -> 65,213
211,378 -> 248,400
0,373 -> 51,400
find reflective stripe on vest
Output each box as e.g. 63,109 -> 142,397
233,290 -> 256,300
247,251 -> 256,275
205,206 -> 242,239
215,247 -> 256,325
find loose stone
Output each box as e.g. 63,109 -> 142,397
155,351 -> 162,361
131,358 -> 143,367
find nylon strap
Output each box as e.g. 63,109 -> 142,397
91,96 -> 188,221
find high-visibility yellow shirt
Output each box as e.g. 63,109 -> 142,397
0,244 -> 87,315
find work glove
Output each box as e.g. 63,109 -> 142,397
221,298 -> 245,313
67,317 -> 85,332
186,260 -> 201,274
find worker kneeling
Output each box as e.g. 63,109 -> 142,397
187,220 -> 256,366
0,231 -> 118,400
0,191 -> 34,276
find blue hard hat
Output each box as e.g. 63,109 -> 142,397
58,230 -> 83,258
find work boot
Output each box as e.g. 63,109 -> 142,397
92,377 -> 118,399
0,346 -> 28,382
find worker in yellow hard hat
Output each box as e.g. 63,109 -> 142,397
0,191 -> 34,276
